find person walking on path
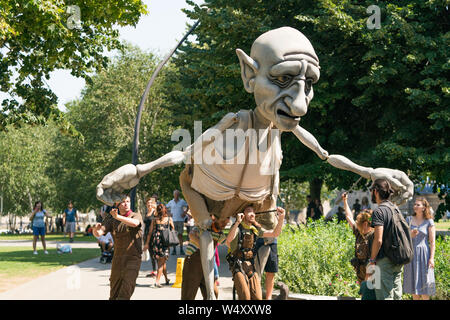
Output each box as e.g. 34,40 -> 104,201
93,195 -> 143,300
63,201 -> 78,243
226,206 -> 285,300
342,192 -> 376,300
367,179 -> 407,300
30,201 -> 51,255
143,203 -> 174,288
255,236 -> 279,300
403,197 -> 436,300
144,196 -> 157,278
166,190 -> 188,255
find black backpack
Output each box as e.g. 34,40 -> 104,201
379,202 -> 414,265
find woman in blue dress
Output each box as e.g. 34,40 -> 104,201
403,197 -> 436,300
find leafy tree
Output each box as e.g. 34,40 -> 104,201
169,0 -> 449,201
279,179 -> 309,219
0,0 -> 148,129
0,123 -> 58,229
47,45 -> 181,212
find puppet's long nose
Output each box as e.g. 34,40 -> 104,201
284,80 -> 308,117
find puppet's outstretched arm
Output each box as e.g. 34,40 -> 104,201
96,113 -> 239,205
293,125 -> 414,204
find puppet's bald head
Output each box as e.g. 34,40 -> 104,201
250,27 -> 319,70
236,27 -> 320,131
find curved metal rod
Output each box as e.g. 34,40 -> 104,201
130,20 -> 201,210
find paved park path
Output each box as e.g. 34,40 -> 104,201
0,240 -> 234,300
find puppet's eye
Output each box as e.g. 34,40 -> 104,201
305,78 -> 313,93
271,75 -> 292,88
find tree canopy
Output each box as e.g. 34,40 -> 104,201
0,0 -> 148,130
46,45 -> 181,212
0,123 -> 58,216
169,0 -> 449,197
1,1 -> 448,218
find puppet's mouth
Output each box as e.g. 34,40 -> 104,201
277,109 -> 300,121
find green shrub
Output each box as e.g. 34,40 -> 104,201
277,219 -> 359,297
277,219 -> 450,299
434,235 -> 450,300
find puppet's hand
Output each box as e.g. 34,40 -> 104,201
96,164 -> 140,206
370,168 -> 414,204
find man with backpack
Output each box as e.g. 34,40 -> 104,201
367,179 -> 413,300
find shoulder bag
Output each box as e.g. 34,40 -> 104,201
162,218 -> 179,247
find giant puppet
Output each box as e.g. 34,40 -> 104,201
96,27 -> 414,299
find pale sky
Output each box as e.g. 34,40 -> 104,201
1,0 -> 203,111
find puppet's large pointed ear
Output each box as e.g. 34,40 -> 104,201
236,49 -> 259,93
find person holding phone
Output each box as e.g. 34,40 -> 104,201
63,201 -> 78,242
30,201 -> 51,255
342,192 -> 376,300
93,195 -> 143,300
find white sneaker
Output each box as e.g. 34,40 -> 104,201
44,250 -> 49,254
33,251 -> 38,255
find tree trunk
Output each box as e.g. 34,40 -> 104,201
136,191 -> 144,215
8,213 -> 16,232
310,178 -> 323,201
27,188 -> 33,214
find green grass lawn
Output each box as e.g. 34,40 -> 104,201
435,221 -> 450,231
0,246 -> 101,292
0,232 -> 98,242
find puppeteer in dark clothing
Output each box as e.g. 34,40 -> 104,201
181,225 -> 226,300
227,222 -> 264,300
102,210 -> 143,300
